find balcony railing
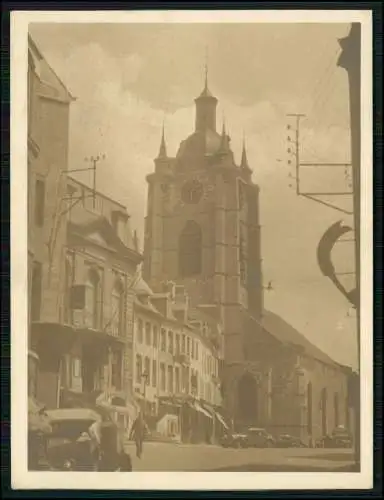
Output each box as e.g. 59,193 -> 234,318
70,308 -> 125,339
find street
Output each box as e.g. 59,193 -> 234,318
124,442 -> 357,472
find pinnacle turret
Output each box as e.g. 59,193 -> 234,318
157,122 -> 168,159
240,136 -> 251,171
218,120 -> 230,153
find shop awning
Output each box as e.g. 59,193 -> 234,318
192,401 -> 213,419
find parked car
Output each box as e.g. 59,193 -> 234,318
275,434 -> 307,448
315,426 -> 353,449
220,432 -> 248,448
245,427 -> 275,448
46,407 -> 132,471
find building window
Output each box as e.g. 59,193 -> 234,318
168,331 -> 174,354
72,358 -> 81,378
86,268 -> 101,329
185,367 -> 190,394
195,342 -> 199,360
144,356 -> 151,386
34,179 -> 45,227
111,350 -> 122,390
160,328 -> 166,351
191,370 -> 198,395
167,366 -> 174,393
191,341 -> 195,360
160,363 -> 166,391
175,334 -> 180,355
137,319 -> 143,343
186,337 -> 191,356
63,257 -> 73,324
135,354 -> 142,384
145,322 -> 151,346
175,367 -> 180,393
178,220 -> 202,277
153,326 -> 158,348
111,278 -> 124,336
31,261 -> 43,322
152,359 -> 157,387
334,392 -> 340,428
181,335 -> 186,353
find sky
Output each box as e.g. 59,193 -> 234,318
29,22 -> 358,369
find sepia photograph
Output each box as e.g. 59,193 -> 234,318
11,9 -> 373,490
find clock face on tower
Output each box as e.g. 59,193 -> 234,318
181,179 -> 203,204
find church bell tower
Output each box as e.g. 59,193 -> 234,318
143,70 -> 264,384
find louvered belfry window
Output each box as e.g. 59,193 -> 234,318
179,220 -> 202,277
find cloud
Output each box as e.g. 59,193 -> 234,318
40,37 -> 357,369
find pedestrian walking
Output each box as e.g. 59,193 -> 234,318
130,410 -> 148,459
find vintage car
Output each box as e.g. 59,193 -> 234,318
46,407 -> 132,471
275,434 -> 307,448
46,408 -> 101,471
316,426 -> 353,449
244,427 -> 276,448
220,432 -> 248,448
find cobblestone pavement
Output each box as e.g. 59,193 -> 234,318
124,441 -> 357,472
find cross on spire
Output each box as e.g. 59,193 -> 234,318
204,46 -> 209,90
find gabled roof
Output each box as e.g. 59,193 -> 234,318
260,310 -> 340,368
28,34 -> 75,103
68,216 -> 142,265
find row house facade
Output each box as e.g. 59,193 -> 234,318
28,35 -> 75,407
27,36 -> 142,428
58,177 -> 142,424
132,280 -> 229,443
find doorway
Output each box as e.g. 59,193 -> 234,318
237,372 -> 259,426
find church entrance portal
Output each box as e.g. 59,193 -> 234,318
237,372 -> 259,427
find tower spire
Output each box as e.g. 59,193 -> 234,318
219,116 -> 229,152
157,120 -> 168,159
240,134 -> 250,170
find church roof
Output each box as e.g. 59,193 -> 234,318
261,310 -> 341,368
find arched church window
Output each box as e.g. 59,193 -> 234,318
334,392 -> 340,428
179,220 -> 202,277
307,382 -> 313,436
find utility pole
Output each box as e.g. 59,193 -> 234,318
286,113 -> 305,195
84,154 -> 106,209
47,154 -> 106,274
285,23 -> 361,467
286,114 -> 353,212
337,22 -> 361,469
